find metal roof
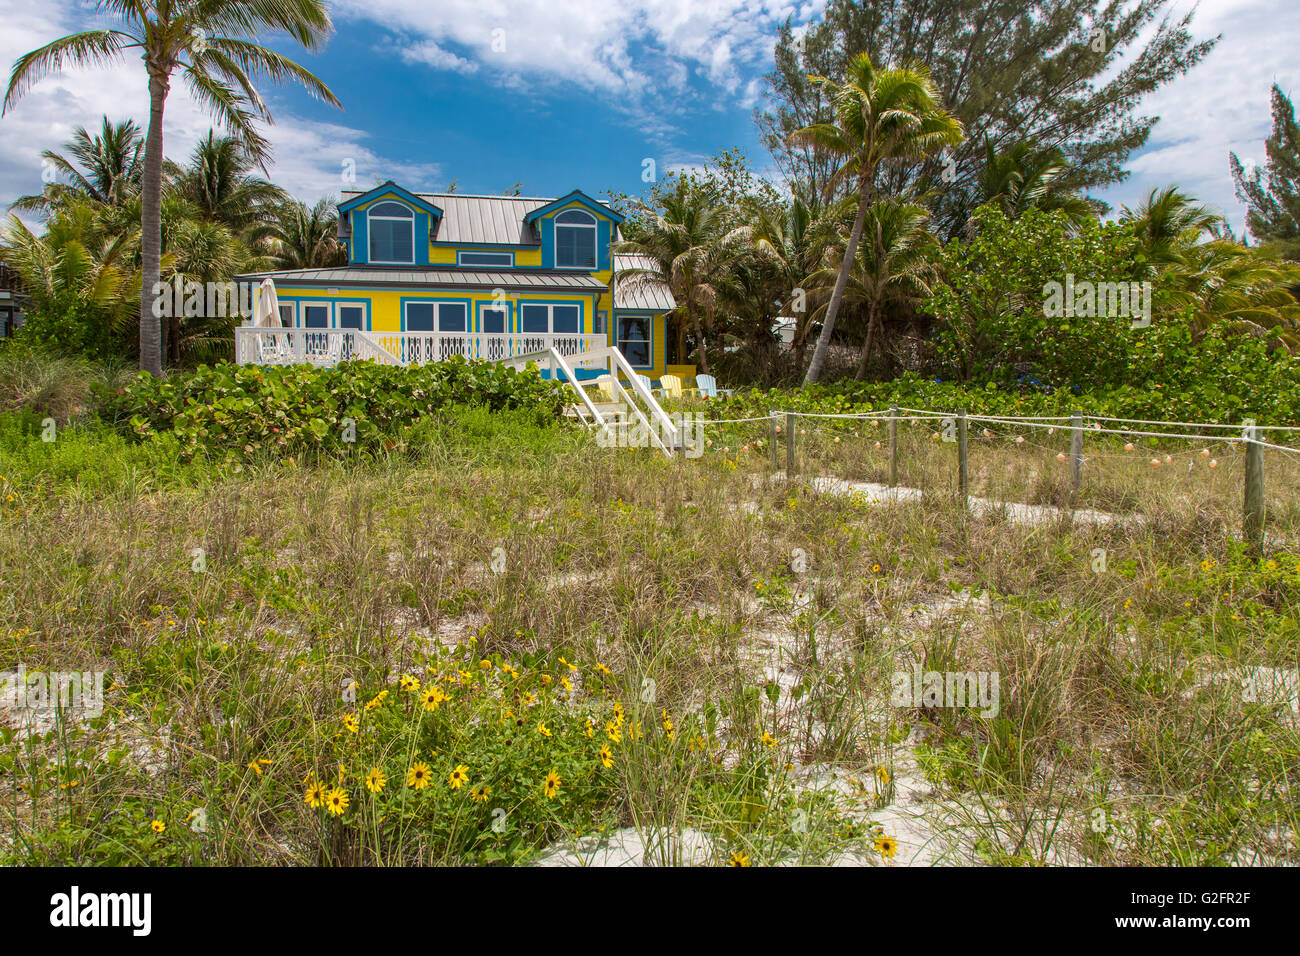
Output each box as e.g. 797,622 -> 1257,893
235,265 -> 606,292
341,190 -> 552,245
613,254 -> 676,311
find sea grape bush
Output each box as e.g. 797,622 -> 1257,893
104,357 -> 568,459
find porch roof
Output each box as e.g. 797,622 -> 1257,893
612,254 -> 676,311
235,265 -> 607,293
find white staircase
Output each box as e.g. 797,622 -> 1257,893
500,345 -> 680,457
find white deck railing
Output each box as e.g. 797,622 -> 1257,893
235,327 -> 606,368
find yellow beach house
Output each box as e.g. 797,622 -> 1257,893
235,181 -> 675,380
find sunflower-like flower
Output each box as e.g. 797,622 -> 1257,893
598,744 -> 614,769
874,833 -> 899,861
407,761 -> 432,789
543,769 -> 561,800
449,764 -> 470,790
365,768 -> 387,793
325,787 -> 349,816
304,780 -> 327,808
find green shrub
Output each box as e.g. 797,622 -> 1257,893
0,340 -> 134,422
104,357 -> 569,460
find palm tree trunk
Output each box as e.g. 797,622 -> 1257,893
854,302 -> 880,381
803,178 -> 870,386
138,71 -> 167,376
689,302 -> 710,375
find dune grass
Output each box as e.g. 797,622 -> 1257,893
1,403 -> 1297,865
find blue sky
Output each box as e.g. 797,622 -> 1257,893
1,0 -> 1297,235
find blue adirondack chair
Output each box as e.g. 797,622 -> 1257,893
692,374 -> 732,398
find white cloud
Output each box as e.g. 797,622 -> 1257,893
1093,0 -> 1300,235
331,0 -> 824,145
0,0 -> 440,219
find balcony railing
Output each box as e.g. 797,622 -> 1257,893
235,327 -> 607,368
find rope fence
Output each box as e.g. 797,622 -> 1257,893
683,404 -> 1300,554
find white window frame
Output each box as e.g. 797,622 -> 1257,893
554,209 -> 598,270
617,313 -> 652,367
519,302 -> 582,335
335,301 -> 370,331
457,250 -> 514,267
404,300 -> 469,333
368,201 -> 416,265
298,300 -> 333,329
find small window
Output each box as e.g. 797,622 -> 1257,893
277,304 -> 295,326
369,201 -> 415,264
481,308 -> 506,334
521,304 -> 549,333
519,303 -> 583,335
555,209 -> 597,269
459,251 -> 514,267
618,315 -> 651,367
553,305 -> 579,334
437,303 -> 466,332
338,305 -> 365,330
302,305 -> 330,328
406,303 -> 435,331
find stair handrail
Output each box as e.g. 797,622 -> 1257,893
351,329 -> 401,366
502,347 -> 607,428
577,345 -> 680,450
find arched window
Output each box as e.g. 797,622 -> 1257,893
555,209 -> 597,269
368,201 -> 415,263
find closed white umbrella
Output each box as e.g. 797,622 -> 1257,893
254,278 -> 281,327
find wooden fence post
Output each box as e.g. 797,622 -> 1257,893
1244,425 -> 1265,555
768,413 -> 779,473
786,411 -> 797,477
957,408 -> 968,506
888,405 -> 898,487
1070,411 -> 1083,498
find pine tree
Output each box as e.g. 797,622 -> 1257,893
1231,85 -> 1300,261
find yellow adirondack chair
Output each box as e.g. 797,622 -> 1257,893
654,374 -> 684,401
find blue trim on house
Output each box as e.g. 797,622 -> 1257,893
523,190 -> 623,225
399,295 -> 474,332
613,309 -> 656,370
339,182 -> 443,218
474,299 -> 514,333
514,298 -> 587,335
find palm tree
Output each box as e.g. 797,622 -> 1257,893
1,200 -> 140,358
167,130 -> 288,235
789,52 -> 963,385
975,139 -> 1096,227
4,0 -> 342,376
1119,186 -> 1300,348
11,116 -> 144,216
1122,186 -> 1222,267
842,199 -> 938,379
1168,240 -> 1300,348
615,179 -> 746,375
265,197 -> 346,269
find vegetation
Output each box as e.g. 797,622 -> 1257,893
3,0 -> 342,375
1,402 -> 1297,865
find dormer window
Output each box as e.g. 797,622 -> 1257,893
368,201 -> 414,264
555,209 -> 597,269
